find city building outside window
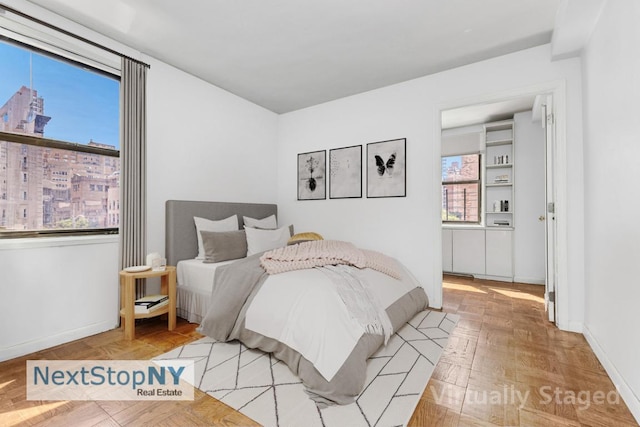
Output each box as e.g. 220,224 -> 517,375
442,154 -> 481,223
0,39 -> 120,237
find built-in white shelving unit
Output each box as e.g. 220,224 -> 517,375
484,120 -> 514,229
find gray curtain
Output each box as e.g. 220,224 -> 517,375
119,58 -> 147,298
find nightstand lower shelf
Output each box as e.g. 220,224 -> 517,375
119,266 -> 176,340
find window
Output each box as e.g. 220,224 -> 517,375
442,154 -> 481,223
0,39 -> 120,237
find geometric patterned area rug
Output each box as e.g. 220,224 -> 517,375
155,310 -> 459,427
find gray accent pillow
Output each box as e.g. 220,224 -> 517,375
201,230 -> 247,263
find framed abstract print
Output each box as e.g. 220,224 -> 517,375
329,145 -> 362,199
366,138 -> 406,198
297,150 -> 326,200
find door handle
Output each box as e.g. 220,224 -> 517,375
539,215 -> 546,221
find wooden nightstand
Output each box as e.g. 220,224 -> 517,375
119,266 -> 177,340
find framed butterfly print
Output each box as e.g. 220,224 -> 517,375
329,145 -> 362,199
297,150 -> 326,200
366,138 -> 406,198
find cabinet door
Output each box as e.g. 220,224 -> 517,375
486,229 -> 513,278
452,229 -> 485,275
442,229 -> 453,272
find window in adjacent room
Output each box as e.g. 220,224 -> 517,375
442,154 -> 481,223
0,39 -> 120,237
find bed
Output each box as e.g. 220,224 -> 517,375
165,200 -> 429,405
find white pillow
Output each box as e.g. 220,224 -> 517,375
245,225 -> 292,256
194,215 -> 238,259
243,214 -> 277,229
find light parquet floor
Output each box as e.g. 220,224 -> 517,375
409,275 -> 638,427
1,275 -> 637,426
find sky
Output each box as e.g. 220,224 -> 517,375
0,40 -> 120,149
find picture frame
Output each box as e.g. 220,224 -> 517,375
366,138 -> 406,198
297,150 -> 326,200
329,145 -> 362,199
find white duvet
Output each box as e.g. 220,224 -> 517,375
244,264 -> 420,381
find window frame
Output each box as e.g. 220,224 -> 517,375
441,153 -> 482,224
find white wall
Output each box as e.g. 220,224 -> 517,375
0,1 -> 279,361
277,44 -> 584,323
145,58 -> 279,261
581,0 -> 640,420
0,236 -> 119,361
513,111 -> 546,284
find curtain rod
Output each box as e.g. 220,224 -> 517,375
0,3 -> 150,69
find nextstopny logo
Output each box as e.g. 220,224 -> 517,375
27,360 -> 195,401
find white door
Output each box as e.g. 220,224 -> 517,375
542,96 -> 557,323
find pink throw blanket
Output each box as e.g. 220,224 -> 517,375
260,240 -> 402,279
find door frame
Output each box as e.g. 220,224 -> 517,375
434,80 -> 570,329
541,95 -> 557,323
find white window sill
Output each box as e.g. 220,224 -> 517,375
442,223 -> 484,229
0,234 -> 119,250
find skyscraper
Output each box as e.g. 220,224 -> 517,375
0,86 -> 50,230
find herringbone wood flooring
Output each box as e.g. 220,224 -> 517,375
1,275 -> 637,426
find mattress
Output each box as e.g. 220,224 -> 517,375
176,258 -> 238,323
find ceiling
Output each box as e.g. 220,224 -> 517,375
25,0 -> 563,114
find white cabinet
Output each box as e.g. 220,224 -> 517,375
452,229 -> 485,275
442,228 -> 453,272
485,120 -> 514,228
442,228 -> 513,281
485,229 -> 513,278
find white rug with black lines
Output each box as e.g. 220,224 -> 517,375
155,310 -> 459,427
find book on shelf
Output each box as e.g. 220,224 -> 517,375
134,294 -> 168,313
135,298 -> 169,314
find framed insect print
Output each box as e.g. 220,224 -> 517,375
329,145 -> 362,199
366,138 -> 406,198
297,150 -> 326,200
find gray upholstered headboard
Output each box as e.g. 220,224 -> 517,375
165,200 -> 278,266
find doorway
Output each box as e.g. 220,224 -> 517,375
437,84 -> 564,326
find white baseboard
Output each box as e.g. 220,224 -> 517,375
475,274 -> 512,282
0,320 -> 118,362
583,324 -> 640,425
513,276 -> 545,285
446,273 -> 545,286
